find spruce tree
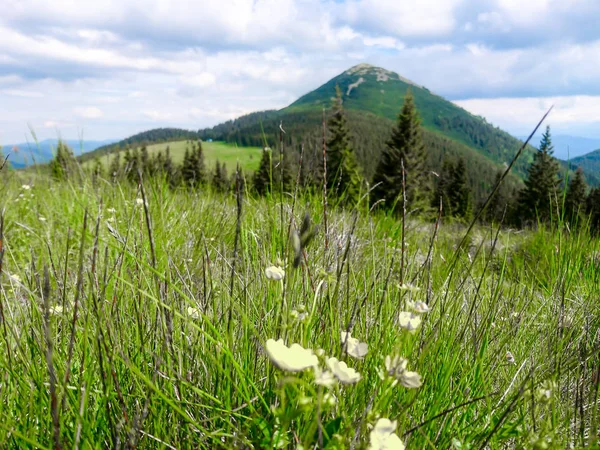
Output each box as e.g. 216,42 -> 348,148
434,158 -> 454,214
484,171 -> 511,223
564,168 -> 587,225
192,141 -> 206,186
50,140 -> 78,180
140,145 -> 150,175
212,160 -> 229,192
181,147 -> 194,186
449,157 -> 471,220
371,89 -> 429,212
434,157 -> 471,220
163,147 -> 176,185
124,148 -> 141,183
253,148 -> 272,196
326,85 -> 363,205
587,187 -> 600,234
518,126 -> 560,224
109,151 -> 121,182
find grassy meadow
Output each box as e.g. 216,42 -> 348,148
0,169 -> 599,449
90,140 -> 263,173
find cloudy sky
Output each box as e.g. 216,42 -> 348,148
1,0 -> 599,144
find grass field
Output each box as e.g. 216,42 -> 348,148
0,170 -> 599,449
93,140 -> 263,173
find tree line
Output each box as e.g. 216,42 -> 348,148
48,89 -> 600,232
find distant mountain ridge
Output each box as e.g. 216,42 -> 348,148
518,134 -> 600,160
3,138 -> 117,168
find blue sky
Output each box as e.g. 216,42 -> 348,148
1,0 -> 600,144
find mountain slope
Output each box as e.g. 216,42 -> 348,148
283,63 -> 537,177
569,149 -> 600,185
199,63 -> 544,202
80,128 -> 198,162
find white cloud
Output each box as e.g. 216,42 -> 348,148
74,106 -> 104,119
456,95 -> 600,136
1,0 -> 600,142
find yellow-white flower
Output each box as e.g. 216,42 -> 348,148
326,357 -> 361,384
398,311 -> 421,332
398,283 -> 420,292
385,355 -> 408,378
21,184 -> 31,190
265,339 -> 318,372
187,307 -> 201,319
384,355 -> 422,388
135,198 -> 146,206
49,305 -> 64,315
400,371 -> 422,389
505,351 -> 515,364
39,216 -> 47,222
107,207 -> 117,214
341,331 -> 368,359
313,366 -> 336,388
368,418 -> 405,450
265,266 -> 285,281
413,301 -> 430,314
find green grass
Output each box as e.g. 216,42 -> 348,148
93,140 -> 263,173
0,169 -> 598,449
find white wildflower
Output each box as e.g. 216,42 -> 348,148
49,305 -> 64,315
187,307 -> 201,319
21,184 -> 31,190
107,207 -> 117,214
412,301 -> 430,314
265,266 -> 285,281
313,366 -> 336,388
505,351 -> 515,364
265,339 -> 318,372
368,418 -> 405,450
385,355 -> 408,378
398,311 -> 422,332
8,274 -> 22,285
326,357 -> 361,384
398,283 -> 420,292
384,355 -> 422,389
135,197 -> 146,206
341,331 -> 368,359
400,371 -> 422,389
39,216 -> 47,222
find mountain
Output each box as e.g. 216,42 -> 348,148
79,128 -> 198,162
3,139 -> 117,168
568,149 -> 600,185
518,134 -> 600,160
200,63 -> 544,202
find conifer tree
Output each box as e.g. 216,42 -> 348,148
587,187 -> 600,234
92,157 -> 104,180
124,148 -> 141,183
518,126 -> 560,224
564,168 -> 587,225
434,158 -> 454,213
181,147 -> 194,186
326,85 -> 363,205
434,157 -> 471,220
109,151 -> 121,182
163,147 -> 176,185
253,148 -> 272,196
449,157 -> 471,220
371,89 -> 429,212
140,145 -> 150,175
50,140 -> 78,180
212,160 -> 229,192
484,171 -> 512,223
